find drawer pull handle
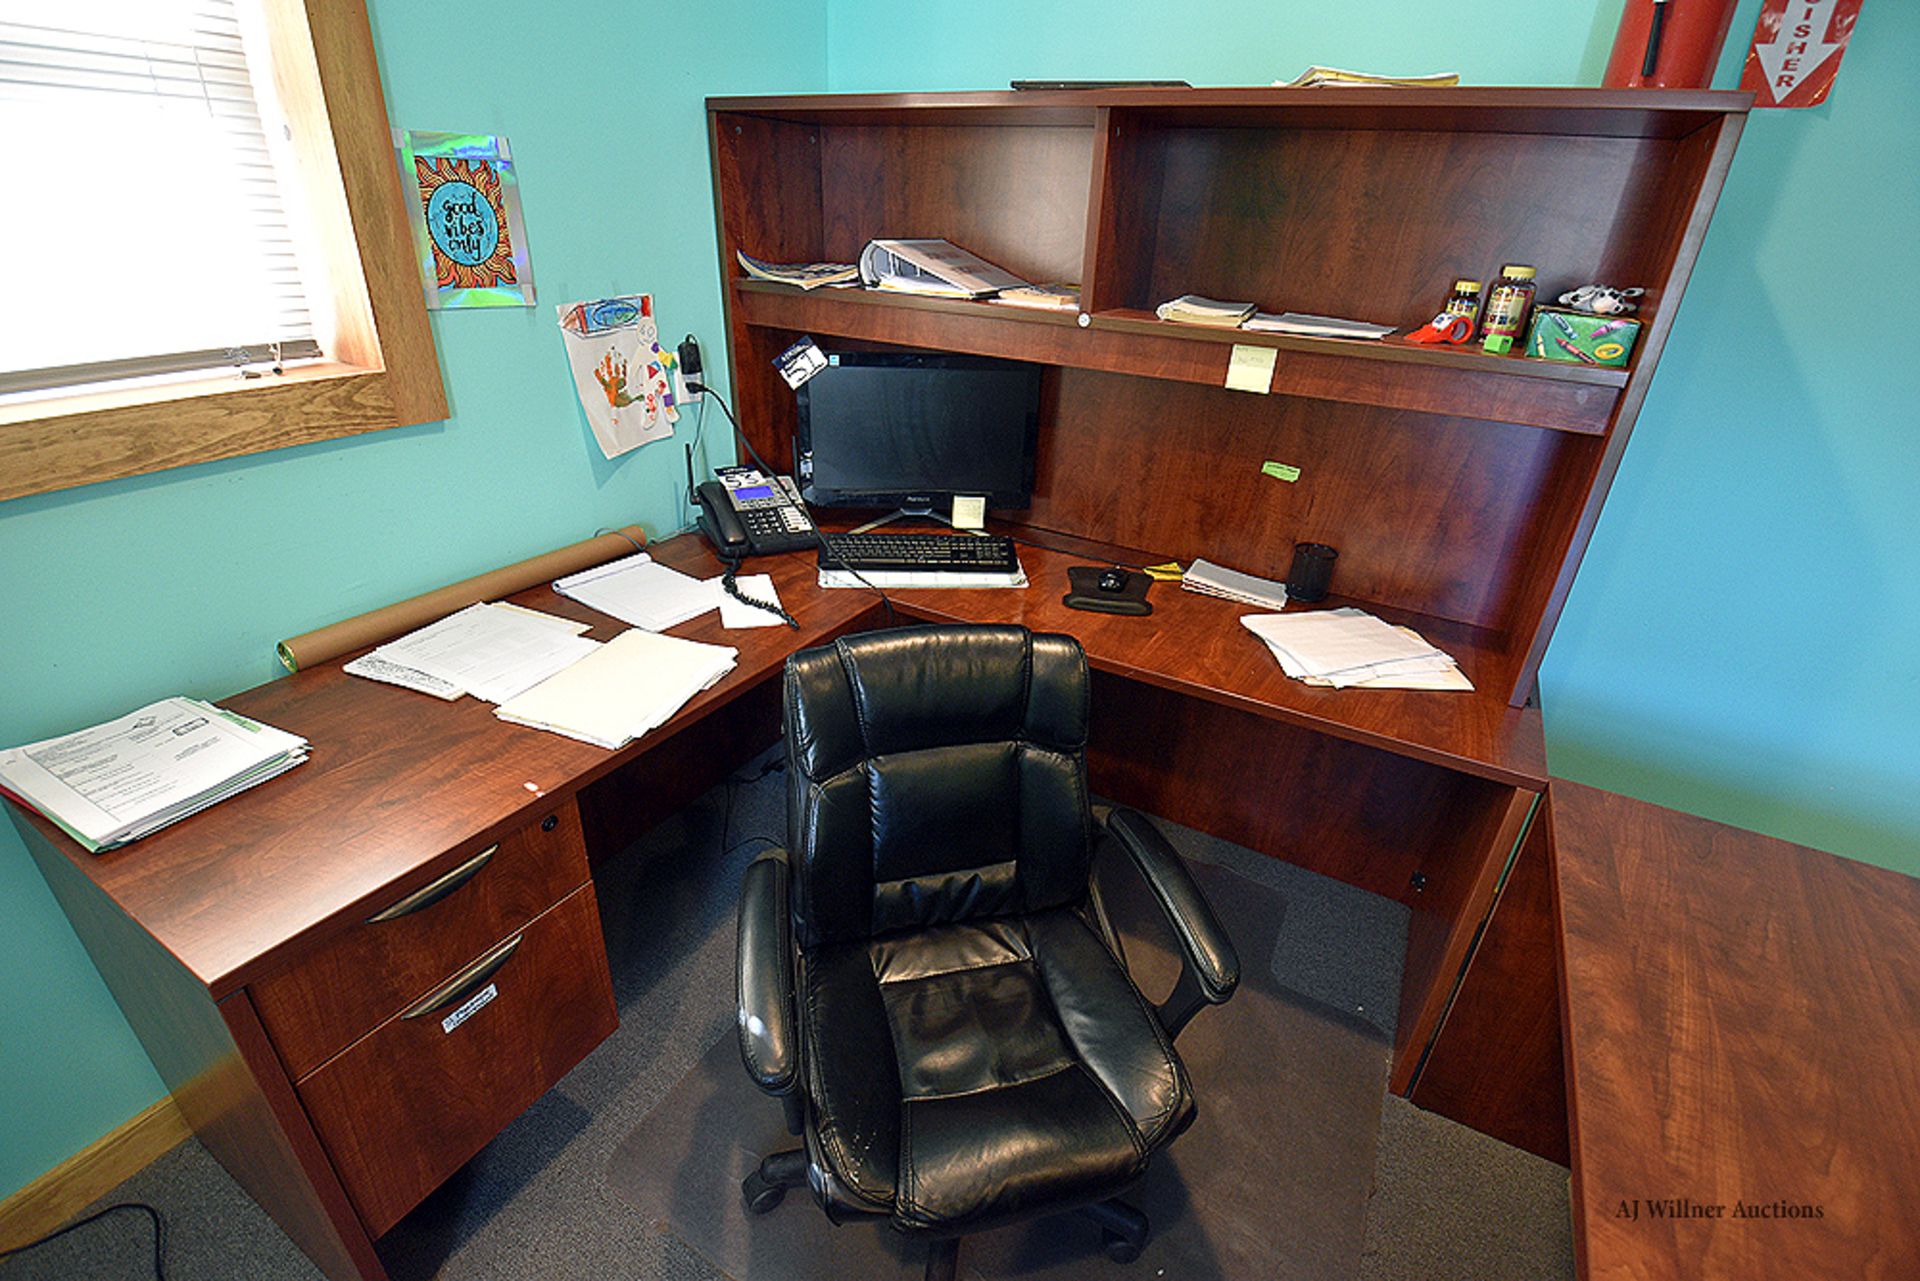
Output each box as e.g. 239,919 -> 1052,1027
402,934 -> 522,1020
367,845 -> 498,923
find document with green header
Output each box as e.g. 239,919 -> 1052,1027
0,698 -> 308,852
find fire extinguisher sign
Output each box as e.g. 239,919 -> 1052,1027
1740,0 -> 1863,108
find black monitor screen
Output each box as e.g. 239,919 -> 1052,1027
796,351 -> 1041,511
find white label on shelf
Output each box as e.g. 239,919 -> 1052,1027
441,982 -> 499,1034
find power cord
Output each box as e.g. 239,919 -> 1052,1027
719,755 -> 787,859
686,377 -> 896,628
0,1202 -> 166,1280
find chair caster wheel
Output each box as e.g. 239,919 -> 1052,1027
741,1169 -> 787,1215
1102,1230 -> 1142,1264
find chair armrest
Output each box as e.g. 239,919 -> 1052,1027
1101,808 -> 1240,1035
736,849 -> 799,1096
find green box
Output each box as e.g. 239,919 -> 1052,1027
1525,308 -> 1641,368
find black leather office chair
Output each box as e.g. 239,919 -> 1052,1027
735,625 -> 1240,1280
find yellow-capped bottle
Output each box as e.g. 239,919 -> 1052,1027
1444,278 -> 1484,327
1480,265 -> 1537,355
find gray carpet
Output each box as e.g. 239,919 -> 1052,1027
0,757 -> 1573,1281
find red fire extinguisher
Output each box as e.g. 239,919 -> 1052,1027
1604,0 -> 1742,89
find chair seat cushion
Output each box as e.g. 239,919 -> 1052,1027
799,907 -> 1192,1233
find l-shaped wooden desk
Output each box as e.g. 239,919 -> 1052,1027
12,532 -> 1913,1280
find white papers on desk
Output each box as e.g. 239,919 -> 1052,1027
1183,559 -> 1290,611
553,552 -> 721,632
718,574 -> 787,628
494,630 -> 738,749
0,698 -> 309,852
367,603 -> 598,704
818,566 -> 1029,590
1241,609 -> 1472,690
1242,312 -> 1396,340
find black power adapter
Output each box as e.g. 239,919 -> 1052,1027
678,334 -> 703,392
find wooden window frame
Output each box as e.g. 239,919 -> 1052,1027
0,0 -> 447,504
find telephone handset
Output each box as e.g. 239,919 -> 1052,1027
694,465 -> 814,561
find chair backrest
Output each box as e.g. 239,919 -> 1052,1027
782,625 -> 1093,951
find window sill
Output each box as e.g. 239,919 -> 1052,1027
0,363 -> 404,503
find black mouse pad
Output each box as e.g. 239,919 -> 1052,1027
1063,565 -> 1152,615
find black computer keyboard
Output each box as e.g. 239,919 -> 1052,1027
818,531 -> 1019,574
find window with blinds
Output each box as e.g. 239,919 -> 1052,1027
0,0 -> 324,397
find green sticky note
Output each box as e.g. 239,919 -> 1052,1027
1261,461 -> 1301,482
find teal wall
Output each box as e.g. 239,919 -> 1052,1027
0,0 -> 826,1204
826,0 -> 1920,872
5,0 -> 1915,1206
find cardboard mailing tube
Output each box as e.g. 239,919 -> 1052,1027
275,525 -> 648,672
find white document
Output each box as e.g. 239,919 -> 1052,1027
553,552 -> 722,632
1241,609 -> 1469,690
719,574 -> 787,628
371,603 -> 600,704
342,654 -> 462,700
1242,312 -> 1395,340
0,698 -> 308,851
818,567 -> 1029,590
495,629 -> 738,749
1183,559 -> 1290,611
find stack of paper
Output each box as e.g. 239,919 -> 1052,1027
1277,66 -> 1461,88
1243,312 -> 1396,340
353,603 -> 598,704
1241,609 -> 1471,690
553,553 -> 721,632
1183,558 -> 1290,611
495,630 -> 738,749
735,250 -> 860,290
1155,295 -> 1257,328
0,698 -> 309,852
988,283 -> 1080,313
858,239 -> 1028,299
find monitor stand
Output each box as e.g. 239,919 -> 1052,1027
847,507 -> 989,536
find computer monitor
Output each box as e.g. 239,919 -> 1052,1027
795,350 -> 1042,517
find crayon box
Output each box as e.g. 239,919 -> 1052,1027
1524,308 -> 1641,368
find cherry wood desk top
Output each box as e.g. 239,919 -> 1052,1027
10,532 -> 1543,1004
1553,781 -> 1920,1281
8,542 -> 869,999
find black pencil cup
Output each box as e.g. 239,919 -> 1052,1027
1287,542 -> 1338,603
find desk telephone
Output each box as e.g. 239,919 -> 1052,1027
695,465 -> 814,561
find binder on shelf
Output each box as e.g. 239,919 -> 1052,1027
858,239 -> 1028,299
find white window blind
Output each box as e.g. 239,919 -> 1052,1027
0,0 -> 323,395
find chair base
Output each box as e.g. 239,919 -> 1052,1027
925,1236 -> 960,1281
743,1148 -> 1149,1275
740,1147 -> 809,1216
1079,1196 -> 1149,1263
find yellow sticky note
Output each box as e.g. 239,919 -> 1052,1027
1224,344 -> 1277,393
1142,561 -> 1185,582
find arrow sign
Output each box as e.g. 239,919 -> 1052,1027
1740,0 -> 1863,108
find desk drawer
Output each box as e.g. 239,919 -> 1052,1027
295,882 -> 617,1236
253,802 -> 590,1079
